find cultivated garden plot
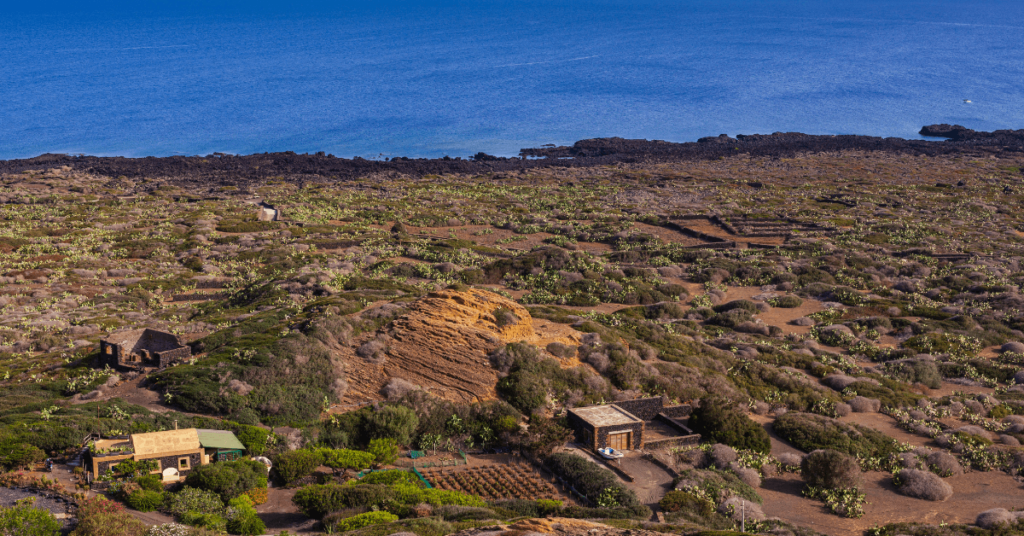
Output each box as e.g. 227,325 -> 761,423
420,464 -> 562,502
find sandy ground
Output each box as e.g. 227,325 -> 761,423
760,470 -> 1024,536
750,412 -> 1024,536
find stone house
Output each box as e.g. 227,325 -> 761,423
85,429 -> 208,482
100,328 -> 191,370
567,397 -> 698,451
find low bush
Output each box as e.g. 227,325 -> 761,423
545,452 -> 642,508
673,468 -> 762,505
433,505 -> 500,521
774,412 -> 900,459
179,511 -> 228,532
660,490 -> 714,516
184,460 -> 267,503
273,449 -> 324,484
70,497 -> 147,536
689,396 -> 770,453
894,469 -> 953,501
926,451 -> 963,477
768,295 -> 803,308
126,490 -> 164,512
0,497 -> 62,536
135,474 -> 164,493
225,495 -> 265,536
801,449 -> 861,490
367,438 -> 399,466
293,484 -> 397,519
325,511 -> 399,533
163,486 -> 225,518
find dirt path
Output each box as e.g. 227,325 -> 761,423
258,486 -> 319,534
617,455 -> 675,507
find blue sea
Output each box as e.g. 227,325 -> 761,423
2,0 -> 1023,159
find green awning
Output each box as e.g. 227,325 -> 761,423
196,429 -> 246,451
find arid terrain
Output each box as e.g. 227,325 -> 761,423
2,128 -> 1024,536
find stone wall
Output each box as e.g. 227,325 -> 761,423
156,346 -> 191,368
660,404 -> 693,419
645,434 -> 701,450
566,410 -> 597,449
612,397 -> 666,421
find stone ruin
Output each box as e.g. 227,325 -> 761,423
100,328 -> 191,370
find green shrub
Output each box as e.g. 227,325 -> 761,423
882,360 -> 942,389
180,511 -> 228,532
659,490 -> 714,515
363,405 -> 419,445
273,449 -> 325,484
325,511 -> 398,533
714,300 -> 759,313
135,474 -> 164,493
232,424 -> 271,455
184,460 -> 267,503
689,395 -> 770,453
545,453 -> 641,508
0,442 -> 46,469
368,438 -> 399,466
164,487 -> 225,518
706,309 -> 754,329
768,295 -> 803,308
421,488 -> 486,507
293,483 -> 397,519
320,448 -> 375,471
774,412 -> 899,459
126,490 -> 164,512
801,449 -> 861,490
225,495 -> 265,536
0,497 -> 62,536
70,497 -> 147,536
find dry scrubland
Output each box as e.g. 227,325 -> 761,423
2,151 -> 1024,536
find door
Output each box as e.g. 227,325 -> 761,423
608,431 -> 630,451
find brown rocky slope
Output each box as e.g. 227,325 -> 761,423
341,289 -> 580,404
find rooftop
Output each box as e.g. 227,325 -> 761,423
197,429 -> 246,451
570,404 -> 642,427
131,428 -> 201,456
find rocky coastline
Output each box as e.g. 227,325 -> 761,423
1,125 -> 1021,187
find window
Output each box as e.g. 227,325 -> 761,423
105,345 -> 113,355
178,457 -> 191,470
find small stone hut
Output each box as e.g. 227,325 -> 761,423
100,328 -> 191,369
567,397 -> 697,451
257,201 -> 280,222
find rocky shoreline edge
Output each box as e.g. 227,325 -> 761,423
1,124 -> 1021,187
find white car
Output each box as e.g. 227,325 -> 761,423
598,447 -> 624,459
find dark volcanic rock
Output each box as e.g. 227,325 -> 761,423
920,124 -> 976,139
2,126 -> 1023,188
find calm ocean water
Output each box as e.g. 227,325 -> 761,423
2,0 -> 1023,159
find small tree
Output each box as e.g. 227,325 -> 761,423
363,405 -> 419,446
368,438 -> 399,466
689,395 -> 771,454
